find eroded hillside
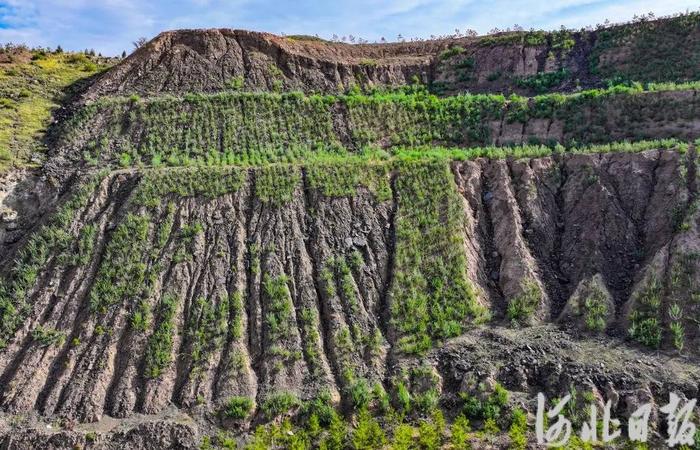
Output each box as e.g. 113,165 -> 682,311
2,12 -> 700,450
82,13 -> 700,98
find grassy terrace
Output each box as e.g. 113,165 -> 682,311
60,81 -> 700,169
0,50 -> 111,172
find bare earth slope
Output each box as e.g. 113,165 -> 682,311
2,148 -> 700,447
83,13 -> 700,99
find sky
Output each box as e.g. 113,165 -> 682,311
0,0 -> 698,56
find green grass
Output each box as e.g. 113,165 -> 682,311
133,166 -> 246,207
389,159 -> 488,355
306,159 -> 391,201
59,84 -> 700,169
260,391 -> 300,420
187,295 -> 229,378
221,396 -> 254,420
0,173 -> 103,348
254,165 -> 301,204
506,279 -> 542,326
87,213 -> 152,315
144,294 -> 178,378
0,50 -> 111,172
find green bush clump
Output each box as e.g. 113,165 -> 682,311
506,279 -> 542,326
352,409 -> 387,450
508,407 -> 528,450
461,382 -> 509,421
628,276 -> 663,348
221,396 -> 254,420
439,46 -> 465,60
582,286 -> 609,332
261,391 -> 300,420
144,294 -> 178,378
516,69 -> 570,93
31,326 -> 66,347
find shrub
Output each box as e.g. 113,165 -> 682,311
582,287 -> 608,332
303,391 -> 337,427
31,326 -> 66,347
628,276 -> 663,348
352,409 -> 386,450
144,294 -> 178,378
461,382 -> 509,421
439,46 -> 465,60
507,279 -> 542,325
629,314 -> 662,348
221,396 -> 254,420
261,391 -> 300,420
516,69 -> 570,93
508,408 -> 528,450
450,415 -> 471,449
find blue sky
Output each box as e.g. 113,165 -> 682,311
0,0 -> 698,56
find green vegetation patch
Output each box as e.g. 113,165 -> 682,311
254,165 -> 301,204
516,69 -> 570,94
261,391 -> 301,420
63,84 -> 700,170
628,275 -> 663,348
0,50 -> 110,172
389,159 -> 487,355
221,396 -> 254,420
506,278 -> 542,326
306,160 -> 391,201
62,91 -> 341,168
144,294 -> 179,378
187,295 -> 230,378
87,213 -> 152,315
591,12 -> 700,83
0,173 -> 103,348
133,166 -> 246,207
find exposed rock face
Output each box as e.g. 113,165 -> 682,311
0,148 -> 697,444
81,13 -> 700,99
82,29 -> 439,100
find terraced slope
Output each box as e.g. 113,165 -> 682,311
3,13 -> 700,450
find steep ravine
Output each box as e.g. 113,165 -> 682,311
1,148 -> 699,448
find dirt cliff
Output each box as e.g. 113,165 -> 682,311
82,13 -> 700,99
